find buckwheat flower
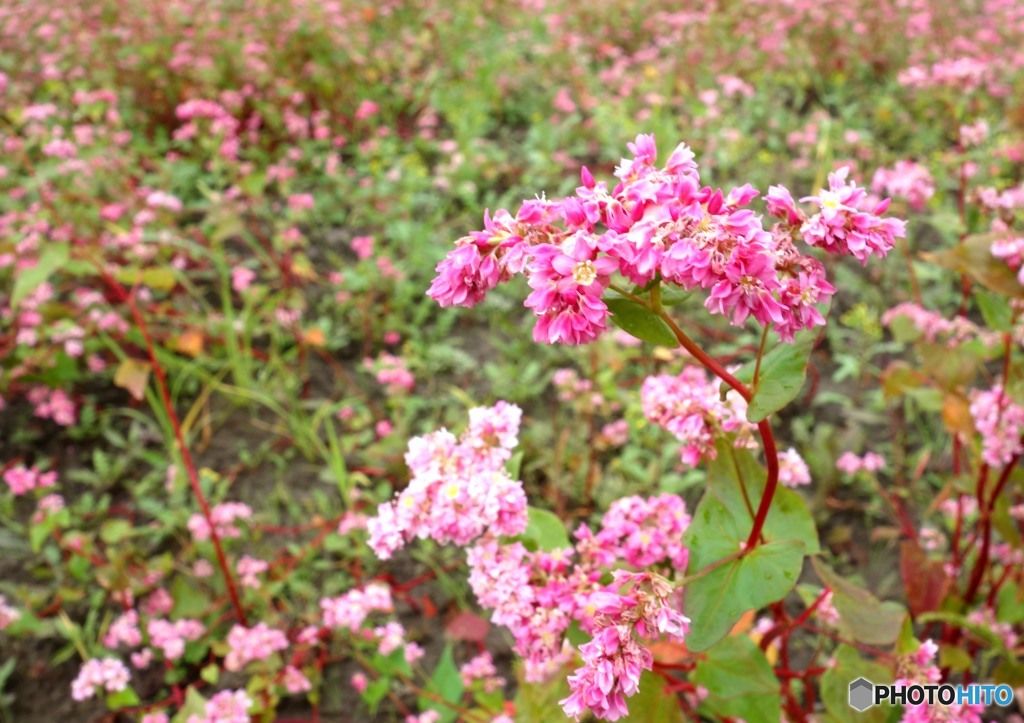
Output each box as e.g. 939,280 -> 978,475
320,583 -> 394,632
147,619 -> 205,660
71,657 -> 131,701
351,672 -> 368,693
560,573 -> 687,721
801,168 -> 906,265
282,665 -> 312,694
871,161 -> 935,212
428,209 -> 526,308
970,384 -> 1024,467
0,595 -> 20,629
779,448 -> 811,487
3,465 -> 56,496
641,366 -> 755,467
231,267 -> 256,293
104,610 -> 142,649
287,193 -> 314,211
187,502 -> 252,541
765,185 -> 806,227
351,235 -> 375,259
187,689 -> 252,723
704,240 -> 786,326
142,713 -> 169,723
131,649 -> 152,669
367,404 -> 528,558
405,642 -> 425,664
836,451 -> 863,475
224,622 -> 289,671
373,621 -> 407,655
590,494 -> 690,569
405,712 -> 441,723
524,234 -> 617,345
460,651 -> 506,691
145,191 -> 183,213
236,556 -> 268,589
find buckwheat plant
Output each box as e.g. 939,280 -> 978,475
421,134 -> 906,719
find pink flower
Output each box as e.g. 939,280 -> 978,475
800,167 -> 906,264
224,622 -> 289,671
354,100 -> 379,121
970,384 -> 1024,467
779,448 -> 811,487
367,403 -> 527,558
524,234 -> 617,345
71,658 -> 131,701
188,689 -> 252,723
232,267 -> 256,293
351,235 -> 375,259
287,193 -> 314,211
0,595 -> 20,629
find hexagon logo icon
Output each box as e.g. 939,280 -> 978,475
849,677 -> 874,711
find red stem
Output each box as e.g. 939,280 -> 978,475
658,312 -> 780,550
99,268 -> 249,626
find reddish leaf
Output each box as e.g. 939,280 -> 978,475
445,610 -> 489,641
900,541 -> 951,617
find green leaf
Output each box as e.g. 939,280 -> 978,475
170,576 -> 209,619
105,685 -> 141,709
707,444 -> 820,555
682,538 -> 804,651
621,671 -> 685,722
695,636 -> 781,723
812,560 -> 907,646
820,645 -> 892,723
514,664 -> 571,722
99,519 -> 133,544
363,677 -> 390,713
735,330 -> 815,422
923,233 -> 1024,298
521,506 -> 570,552
12,244 -> 69,308
171,688 -> 208,723
976,289 -> 1013,331
420,644 -> 465,723
605,298 -> 678,347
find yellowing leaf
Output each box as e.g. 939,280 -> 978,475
114,358 -> 151,401
174,331 -> 204,358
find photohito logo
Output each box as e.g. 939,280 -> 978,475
848,678 -> 1014,711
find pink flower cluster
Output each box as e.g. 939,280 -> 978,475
364,352 -> 415,393
641,366 -> 755,467
320,582 -> 394,632
71,657 -> 131,701
779,448 -> 812,487
147,618 -> 206,660
0,594 -> 20,629
560,572 -> 689,721
459,651 -> 506,691
787,167 -> 906,265
581,494 -> 691,569
896,640 -> 984,723
872,161 -> 935,212
836,452 -> 887,475
991,235 -> 1024,285
187,502 -> 253,542
883,302 -> 999,347
969,384 -> 1024,467
367,402 -> 527,558
224,623 -> 289,671
464,492 -> 691,685
429,135 -> 901,345
2,464 -> 56,495
186,689 -> 252,723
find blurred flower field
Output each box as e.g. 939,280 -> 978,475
2,0 -> 1024,721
